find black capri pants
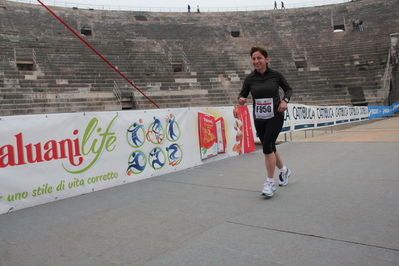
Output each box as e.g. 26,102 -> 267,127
254,114 -> 284,154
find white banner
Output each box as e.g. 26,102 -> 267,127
0,104 -> 369,214
0,106 -> 253,214
282,104 -> 368,132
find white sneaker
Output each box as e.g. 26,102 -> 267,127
278,168 -> 291,187
261,181 -> 276,197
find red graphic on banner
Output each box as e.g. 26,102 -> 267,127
232,106 -> 256,154
216,117 -> 226,154
198,112 -> 218,159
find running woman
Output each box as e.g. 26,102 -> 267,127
238,46 -> 293,197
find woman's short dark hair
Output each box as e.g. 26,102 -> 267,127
250,46 -> 268,58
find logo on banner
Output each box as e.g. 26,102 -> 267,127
127,150 -> 147,174
63,115 -> 119,174
292,105 -> 316,130
126,121 -> 146,148
149,147 -> 166,170
126,113 -> 183,175
146,116 -> 165,144
335,106 -> 350,124
166,143 -> 183,166
316,107 -> 335,127
165,114 -> 181,142
0,115 -> 119,175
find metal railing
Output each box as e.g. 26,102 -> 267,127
113,81 -> 122,104
7,0 -> 350,12
32,48 -> 36,65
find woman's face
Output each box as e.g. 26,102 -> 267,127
251,51 -> 269,73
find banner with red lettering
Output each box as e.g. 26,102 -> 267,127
0,103 -> 372,214
0,106 -> 255,214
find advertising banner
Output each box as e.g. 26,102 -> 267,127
284,104 -> 369,131
393,102 -> 399,113
368,106 -> 393,119
291,104 -> 317,130
1,102 -> 397,214
0,106 -> 251,214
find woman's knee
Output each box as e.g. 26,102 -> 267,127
263,143 -> 276,154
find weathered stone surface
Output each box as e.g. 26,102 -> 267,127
0,0 -> 398,116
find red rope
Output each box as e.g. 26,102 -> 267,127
36,0 -> 160,108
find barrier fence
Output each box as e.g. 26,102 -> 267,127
1,102 -> 398,214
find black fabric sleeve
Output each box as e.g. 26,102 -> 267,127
275,70 -> 293,100
238,75 -> 251,99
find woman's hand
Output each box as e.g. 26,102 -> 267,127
238,97 -> 247,106
278,100 -> 288,112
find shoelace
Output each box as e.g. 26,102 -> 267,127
263,181 -> 274,188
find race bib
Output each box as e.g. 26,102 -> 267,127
255,98 -> 274,119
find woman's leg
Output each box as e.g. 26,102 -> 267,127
275,151 -> 284,169
260,115 -> 284,177
265,153 -> 277,178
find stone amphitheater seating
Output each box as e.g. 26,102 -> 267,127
0,0 -> 398,115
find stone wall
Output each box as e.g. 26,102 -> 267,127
0,0 -> 398,115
